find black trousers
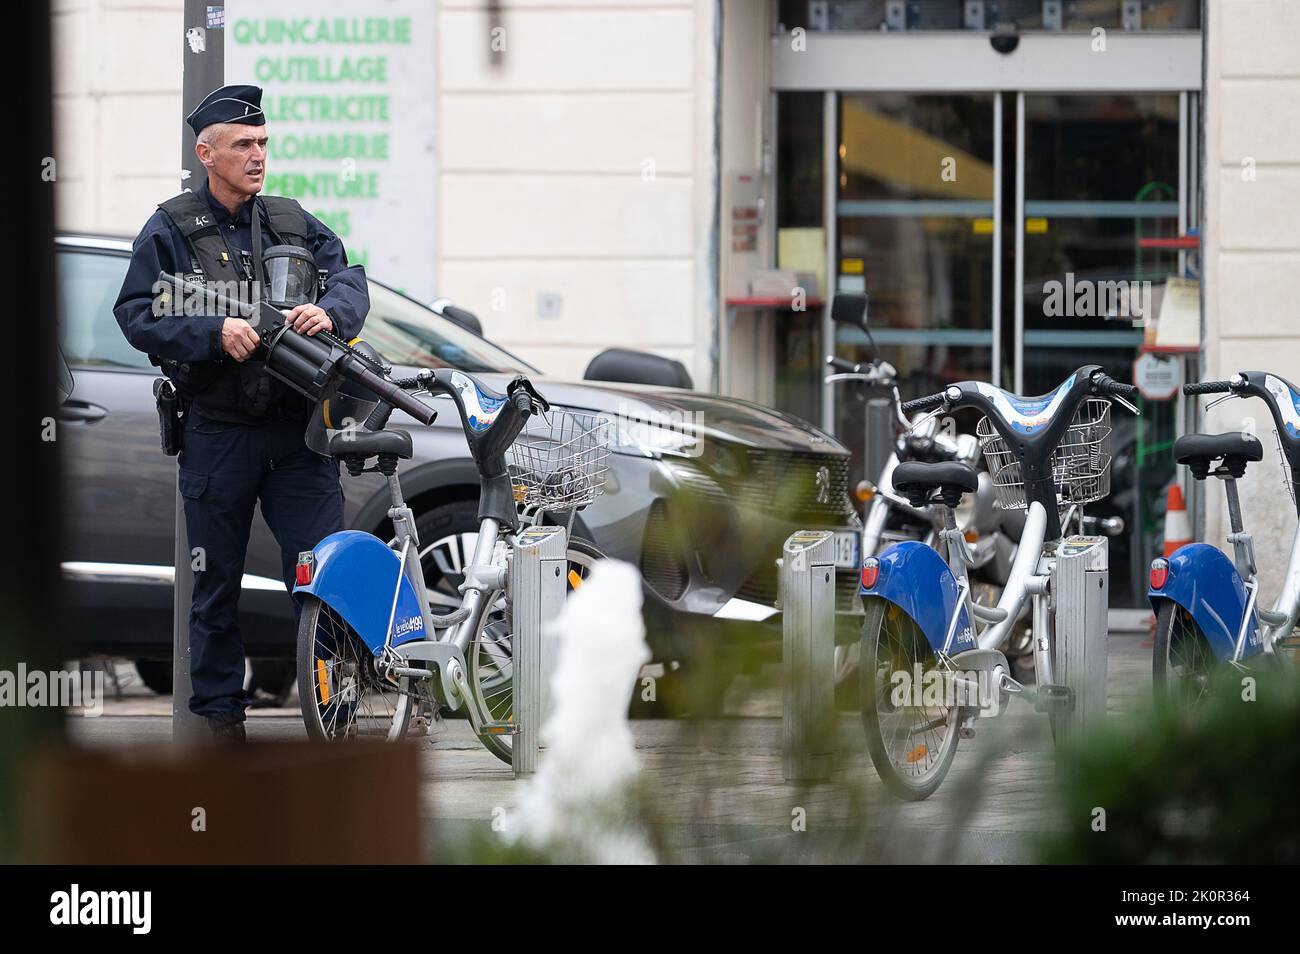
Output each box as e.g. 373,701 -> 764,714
178,411 -> 343,726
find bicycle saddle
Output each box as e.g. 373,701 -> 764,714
1174,432 -> 1262,479
328,428 -> 414,461
892,460 -> 979,508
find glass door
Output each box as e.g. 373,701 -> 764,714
829,92 -> 1000,481
1016,92 -> 1186,605
812,90 -> 1188,605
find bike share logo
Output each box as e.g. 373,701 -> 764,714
392,615 -> 424,638
448,370 -> 505,432
889,664 -> 1002,716
1264,374 -> 1300,437
975,376 -> 1075,434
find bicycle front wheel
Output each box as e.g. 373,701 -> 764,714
297,595 -> 414,742
467,537 -> 606,763
859,598 -> 961,801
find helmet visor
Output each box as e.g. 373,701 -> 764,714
263,246 -> 318,309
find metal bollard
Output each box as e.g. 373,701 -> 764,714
172,0 -> 223,746
780,530 -> 836,782
510,524 -> 568,778
864,396 -> 896,485
172,471 -> 205,743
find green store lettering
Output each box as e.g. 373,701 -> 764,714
269,134 -> 389,161
264,96 -> 390,123
256,56 -> 389,84
233,18 -> 413,45
264,171 -> 380,200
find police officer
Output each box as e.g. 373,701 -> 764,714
114,84 -> 369,742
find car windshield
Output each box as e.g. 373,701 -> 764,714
362,283 -> 538,375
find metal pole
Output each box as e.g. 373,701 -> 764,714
173,0 -> 224,742
820,91 -> 838,435
510,525 -> 568,778
864,397 -> 894,486
780,530 -> 836,782
1013,92 -> 1026,395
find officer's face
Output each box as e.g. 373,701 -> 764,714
200,124 -> 268,197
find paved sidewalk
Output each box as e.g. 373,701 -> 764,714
69,632 -> 1154,862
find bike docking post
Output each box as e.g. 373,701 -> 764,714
779,530 -> 836,782
1051,535 -> 1109,744
510,524 -> 568,778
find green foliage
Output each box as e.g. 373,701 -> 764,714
1038,669 -> 1300,863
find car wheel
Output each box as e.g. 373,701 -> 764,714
247,658 -> 295,708
132,658 -> 172,696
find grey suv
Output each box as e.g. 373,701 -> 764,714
57,234 -> 862,686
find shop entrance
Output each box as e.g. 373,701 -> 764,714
765,33 -> 1201,606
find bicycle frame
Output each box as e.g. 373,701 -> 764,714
1154,371 -> 1300,664
298,466 -> 511,734
1150,483 -> 1293,664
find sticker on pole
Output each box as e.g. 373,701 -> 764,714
1133,351 -> 1182,401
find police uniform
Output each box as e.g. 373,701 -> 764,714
113,85 -> 369,733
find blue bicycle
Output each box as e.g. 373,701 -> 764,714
858,366 -> 1138,799
1150,371 -> 1300,706
258,326 -> 610,761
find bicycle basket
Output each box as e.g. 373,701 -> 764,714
507,410 -> 612,512
977,398 -> 1113,510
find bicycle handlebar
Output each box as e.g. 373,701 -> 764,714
826,356 -> 860,373
903,371 -> 1138,416
1183,379 -> 1237,396
901,392 -> 949,414
1090,373 -> 1139,400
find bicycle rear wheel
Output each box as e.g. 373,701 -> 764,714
1152,601 -> 1219,709
468,537 -> 605,763
297,595 -> 413,742
859,598 -> 961,800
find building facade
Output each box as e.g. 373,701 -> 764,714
50,0 -> 1300,600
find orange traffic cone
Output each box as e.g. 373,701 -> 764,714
1162,483 -> 1192,558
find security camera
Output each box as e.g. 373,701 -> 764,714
990,22 -> 1019,55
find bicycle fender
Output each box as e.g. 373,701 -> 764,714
1148,542 -> 1261,661
860,540 -> 976,654
295,530 -> 427,654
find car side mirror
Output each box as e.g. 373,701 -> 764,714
56,345 -> 75,404
831,293 -> 869,330
431,298 -> 483,336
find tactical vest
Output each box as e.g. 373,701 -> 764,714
155,190 -> 311,423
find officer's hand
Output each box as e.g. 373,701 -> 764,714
221,318 -> 261,362
287,304 -> 334,337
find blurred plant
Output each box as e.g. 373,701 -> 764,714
1037,668 -> 1300,863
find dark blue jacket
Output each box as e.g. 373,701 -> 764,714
113,181 -> 369,365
